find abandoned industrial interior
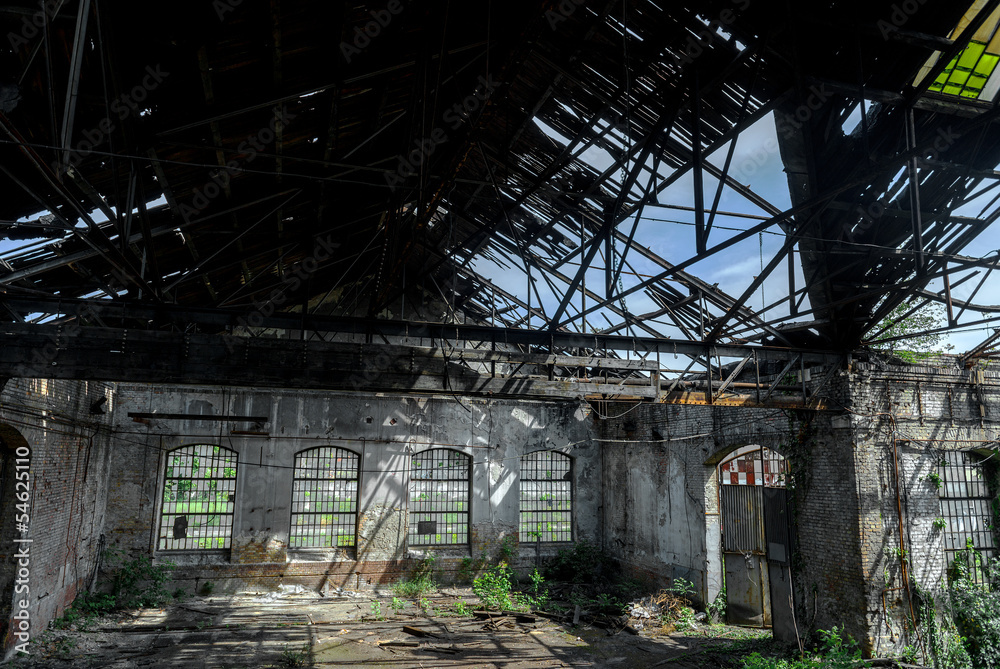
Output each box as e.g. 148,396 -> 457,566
1,0 -> 1000,666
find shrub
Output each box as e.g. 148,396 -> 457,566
474,562 -> 520,611
740,626 -> 864,668
544,540 -> 608,584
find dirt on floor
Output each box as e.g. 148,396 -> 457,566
9,587 -> 778,668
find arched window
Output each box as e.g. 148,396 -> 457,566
290,447 -> 360,549
939,451 -> 997,583
519,451 -> 573,543
408,449 -> 470,546
158,445 -> 238,551
719,446 -> 788,487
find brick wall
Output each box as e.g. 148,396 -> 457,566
0,378 -> 114,658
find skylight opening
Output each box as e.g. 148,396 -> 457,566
915,2 -> 1000,101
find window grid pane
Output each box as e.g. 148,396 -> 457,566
939,451 -> 997,584
158,445 -> 238,551
290,447 -> 360,549
719,448 -> 788,488
408,449 -> 470,546
519,451 -> 572,543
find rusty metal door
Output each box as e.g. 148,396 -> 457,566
763,487 -> 795,642
721,484 -> 771,627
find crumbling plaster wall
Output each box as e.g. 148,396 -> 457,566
0,378 -> 114,657
597,399 -> 832,612
104,384 -> 598,592
599,356 -> 1000,658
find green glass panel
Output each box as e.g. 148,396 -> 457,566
948,69 -> 972,87
976,52 -> 1000,77
957,42 -> 987,71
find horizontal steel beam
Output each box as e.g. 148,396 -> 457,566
0,296 -> 844,363
0,324 -> 660,399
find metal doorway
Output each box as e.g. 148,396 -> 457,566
719,446 -> 788,628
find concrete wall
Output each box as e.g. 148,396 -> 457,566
596,398 -> 841,614
598,356 -> 1000,657
104,384 -> 599,592
0,378 -> 114,657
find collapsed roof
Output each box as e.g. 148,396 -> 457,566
1,0 -> 1000,359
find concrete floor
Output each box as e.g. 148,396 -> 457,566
11,590 -> 774,668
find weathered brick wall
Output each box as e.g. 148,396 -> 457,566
0,378 -> 114,657
103,385 -> 600,592
844,358 -> 1000,657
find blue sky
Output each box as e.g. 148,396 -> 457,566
3,109 -> 999,355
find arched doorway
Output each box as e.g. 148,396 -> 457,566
718,445 -> 790,628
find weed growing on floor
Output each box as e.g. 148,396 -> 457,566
474,562 -> 520,611
707,587 -> 727,624
369,601 -> 383,620
393,552 -> 437,598
52,550 -> 175,628
389,596 -> 406,614
740,626 -> 866,668
279,643 -> 309,667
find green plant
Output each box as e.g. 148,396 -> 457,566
667,577 -> 696,599
740,626 -> 864,668
590,592 -> 622,616
393,554 -> 438,598
279,643 -> 308,667
498,535 -> 518,563
59,551 -> 175,623
933,517 -> 947,531
925,472 -> 944,490
524,568 -> 550,610
544,540 -> 608,584
674,606 -> 697,631
707,587 -> 727,624
473,562 -> 520,611
453,601 -> 470,616
871,300 -> 954,360
389,596 -> 405,614
945,543 -> 1000,669
370,601 -> 383,620
200,581 -> 215,596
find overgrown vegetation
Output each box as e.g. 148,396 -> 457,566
53,550 -> 175,629
392,552 -> 438,598
943,543 -> 1000,669
741,626 -> 866,668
